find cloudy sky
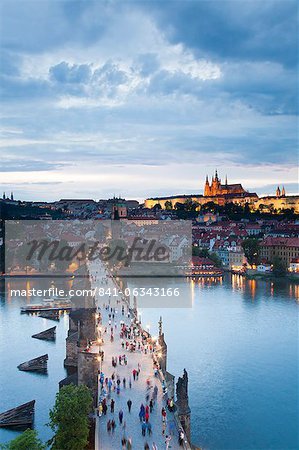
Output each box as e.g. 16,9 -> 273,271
0,0 -> 297,201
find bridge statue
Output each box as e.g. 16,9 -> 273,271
176,369 -> 191,442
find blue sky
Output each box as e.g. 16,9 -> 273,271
0,0 -> 298,201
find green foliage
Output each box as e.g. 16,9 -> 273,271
200,201 -> 219,214
164,200 -> 173,210
184,199 -> 199,211
0,429 -> 44,450
242,238 -> 260,266
209,252 -> 223,268
48,384 -> 93,450
192,247 -> 209,257
272,256 -> 287,276
174,202 -> 185,211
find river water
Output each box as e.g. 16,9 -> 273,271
0,275 -> 298,449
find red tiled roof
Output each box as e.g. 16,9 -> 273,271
192,257 -> 215,266
261,237 -> 299,247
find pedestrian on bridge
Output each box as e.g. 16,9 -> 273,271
139,403 -> 145,419
165,435 -> 172,449
179,428 -> 185,446
127,399 -> 132,413
161,407 -> 167,421
118,409 -> 124,424
110,399 -> 115,413
121,437 -> 127,449
149,399 -> 154,413
141,420 -> 147,437
102,402 -> 107,416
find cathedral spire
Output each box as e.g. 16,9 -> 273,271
225,174 -> 228,185
276,186 -> 281,197
204,175 -> 211,196
282,186 -> 285,196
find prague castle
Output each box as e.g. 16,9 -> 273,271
145,170 -> 258,209
204,170 -> 247,197
145,170 -> 299,213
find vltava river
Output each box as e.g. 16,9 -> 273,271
130,274 -> 298,450
0,275 -> 298,449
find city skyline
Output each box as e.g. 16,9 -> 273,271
0,0 -> 298,201
0,170 -> 296,203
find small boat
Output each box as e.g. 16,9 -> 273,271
21,302 -> 72,313
43,297 -> 71,303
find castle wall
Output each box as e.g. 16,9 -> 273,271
254,196 -> 299,213
145,194 -> 258,209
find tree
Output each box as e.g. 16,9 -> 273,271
153,203 -> 162,211
48,384 -> 93,450
192,246 -> 200,256
0,429 -> 44,450
198,248 -> 210,258
242,238 -> 260,267
174,202 -> 185,211
184,199 -> 199,211
244,202 -> 251,216
164,200 -> 173,210
200,201 -> 218,214
209,252 -> 223,268
272,256 -> 287,276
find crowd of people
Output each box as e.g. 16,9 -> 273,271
91,265 -> 187,449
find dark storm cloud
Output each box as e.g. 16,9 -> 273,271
144,0 -> 298,68
0,0 -> 297,197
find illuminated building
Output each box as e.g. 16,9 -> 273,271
145,170 -> 258,209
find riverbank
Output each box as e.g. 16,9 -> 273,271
245,269 -> 299,283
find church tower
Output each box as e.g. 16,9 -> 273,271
204,175 -> 211,196
281,186 -> 286,196
276,186 -> 281,197
211,169 -> 221,195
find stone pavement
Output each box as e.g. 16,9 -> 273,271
89,261 -> 181,450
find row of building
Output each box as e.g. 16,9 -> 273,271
192,218 -> 299,273
145,170 -> 299,213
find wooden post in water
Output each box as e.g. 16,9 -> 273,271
0,400 -> 35,429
